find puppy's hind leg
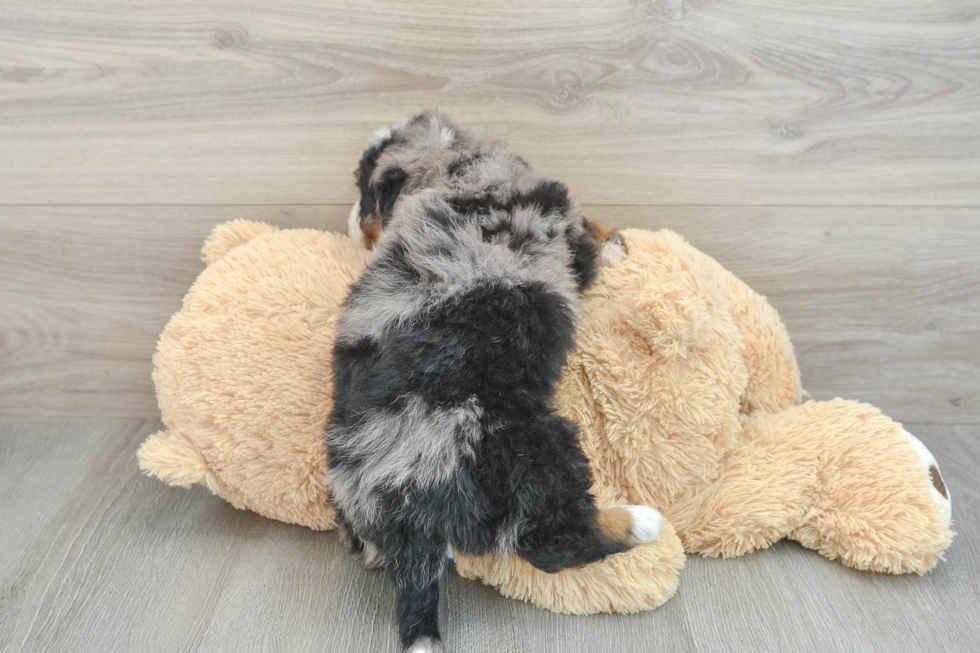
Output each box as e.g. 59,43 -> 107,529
517,496 -> 664,574
597,504 -> 664,546
508,416 -> 663,573
336,509 -> 385,571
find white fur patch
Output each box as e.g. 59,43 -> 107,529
328,395 -> 484,524
494,517 -> 524,556
368,126 -> 393,148
600,236 -> 627,267
625,505 -> 663,544
900,428 -> 952,526
367,116 -> 411,150
347,200 -> 362,241
361,540 -> 384,570
406,637 -> 444,653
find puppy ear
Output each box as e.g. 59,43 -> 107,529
353,165 -> 407,249
567,218 -> 603,290
373,167 -> 408,225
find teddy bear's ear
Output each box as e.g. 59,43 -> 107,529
201,220 -> 278,266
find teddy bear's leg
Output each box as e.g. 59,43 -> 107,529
898,427 -> 952,526
786,406 -> 954,574
664,413 -> 813,559
670,400 -> 954,573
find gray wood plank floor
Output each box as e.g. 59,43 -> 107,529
0,420 -> 976,653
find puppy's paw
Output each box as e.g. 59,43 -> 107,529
624,505 -> 663,544
405,636 -> 444,653
598,505 -> 663,545
360,540 -> 384,570
600,233 -> 628,267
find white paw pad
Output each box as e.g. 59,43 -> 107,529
626,505 -> 663,544
900,428 -> 952,526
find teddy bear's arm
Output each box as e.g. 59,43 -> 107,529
658,230 -> 802,415
201,220 -> 278,265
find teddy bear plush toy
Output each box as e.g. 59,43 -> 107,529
138,219 -> 953,615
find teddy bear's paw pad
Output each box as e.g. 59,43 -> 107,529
405,636 -> 444,653
901,428 -> 951,526
625,505 -> 664,544
600,234 -> 628,267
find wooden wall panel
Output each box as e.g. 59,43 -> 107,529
1,0 -> 978,205
2,206 -> 976,422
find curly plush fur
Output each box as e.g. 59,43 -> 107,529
327,112 -> 661,651
139,220 -> 952,626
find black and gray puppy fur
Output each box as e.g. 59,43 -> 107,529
327,111 -> 662,653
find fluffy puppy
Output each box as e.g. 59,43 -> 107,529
328,111 -> 660,653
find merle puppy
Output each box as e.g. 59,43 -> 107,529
328,111 -> 662,653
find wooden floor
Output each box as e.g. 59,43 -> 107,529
1,0 -> 978,651
0,420 -> 977,653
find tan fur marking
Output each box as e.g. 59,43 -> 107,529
591,220 -> 618,242
596,506 -> 633,542
362,218 -> 381,250
592,220 -> 627,254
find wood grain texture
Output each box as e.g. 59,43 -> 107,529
600,207 -> 980,425
2,3 -> 977,651
0,420 -> 976,653
2,206 -> 977,423
1,0 -> 979,205
0,206 -> 338,418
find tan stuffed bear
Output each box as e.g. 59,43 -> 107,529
139,220 -> 952,615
